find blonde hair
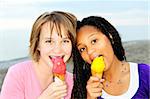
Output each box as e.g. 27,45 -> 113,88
29,11 -> 77,62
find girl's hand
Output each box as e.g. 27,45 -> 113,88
86,76 -> 104,99
38,81 -> 67,99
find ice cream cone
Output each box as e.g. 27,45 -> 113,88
91,56 -> 105,79
91,56 -> 105,97
91,71 -> 103,79
54,73 -> 65,81
51,57 -> 66,82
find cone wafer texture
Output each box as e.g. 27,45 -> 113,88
53,74 -> 65,81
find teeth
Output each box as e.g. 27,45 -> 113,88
49,55 -> 64,59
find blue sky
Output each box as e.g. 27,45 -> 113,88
0,0 -> 149,61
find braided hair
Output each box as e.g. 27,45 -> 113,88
71,16 -> 126,98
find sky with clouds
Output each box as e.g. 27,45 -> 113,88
0,0 -> 149,61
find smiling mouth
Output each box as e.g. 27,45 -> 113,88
49,55 -> 65,59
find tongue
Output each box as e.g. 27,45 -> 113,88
51,56 -> 62,63
51,57 -> 66,75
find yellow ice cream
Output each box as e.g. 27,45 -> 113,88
91,56 -> 105,79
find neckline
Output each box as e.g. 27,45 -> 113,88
101,62 -> 139,99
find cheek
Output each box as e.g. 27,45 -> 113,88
103,45 -> 114,70
81,53 -> 91,64
39,45 -> 51,56
62,44 -> 72,54
102,37 -> 114,55
105,43 -> 114,58
41,47 -> 50,53
63,44 -> 72,62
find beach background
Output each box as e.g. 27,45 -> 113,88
0,40 -> 150,91
0,0 -> 149,92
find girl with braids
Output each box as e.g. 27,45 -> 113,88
71,16 -> 149,99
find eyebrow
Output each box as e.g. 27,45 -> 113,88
44,37 -> 69,39
88,32 -> 99,39
44,37 -> 51,39
77,43 -> 81,47
77,32 -> 99,47
62,37 -> 69,39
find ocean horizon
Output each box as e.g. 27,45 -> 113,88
0,39 -> 149,62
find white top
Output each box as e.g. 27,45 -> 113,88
101,62 -> 139,99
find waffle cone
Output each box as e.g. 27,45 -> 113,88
91,70 -> 103,79
54,74 -> 65,81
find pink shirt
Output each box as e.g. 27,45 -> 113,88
0,60 -> 73,99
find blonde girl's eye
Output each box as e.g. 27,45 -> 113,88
63,39 -> 70,43
45,40 -> 51,43
45,39 -> 53,44
91,39 -> 98,45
